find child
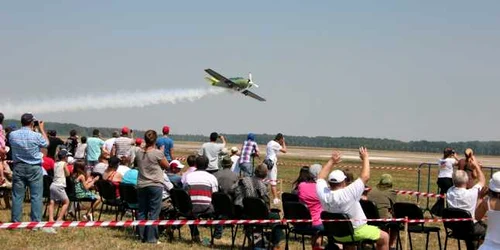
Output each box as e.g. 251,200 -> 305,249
72,159 -> 101,221
48,150 -> 71,223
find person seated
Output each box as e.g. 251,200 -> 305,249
233,163 -> 283,250
475,171 -> 500,250
122,168 -> 138,186
181,155 -> 197,186
72,160 -> 101,221
184,155 -> 220,242
293,165 -> 324,249
367,174 -> 398,249
93,151 -> 109,176
447,155 -> 486,250
316,148 -> 389,250
213,155 -> 238,195
103,156 -> 123,198
117,157 -> 131,176
167,160 -> 184,188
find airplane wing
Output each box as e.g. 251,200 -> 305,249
241,89 -> 266,102
204,68 -> 235,88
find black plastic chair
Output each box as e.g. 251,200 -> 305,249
442,208 -> 484,250
42,175 -> 53,218
321,211 -> 376,249
281,192 -> 299,203
393,202 -> 442,250
95,180 -> 121,221
66,177 -> 97,220
283,201 -> 322,250
170,188 -> 213,242
361,199 -> 402,249
212,192 -> 239,249
119,183 -> 138,220
242,197 -> 284,249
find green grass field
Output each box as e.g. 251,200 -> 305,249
0,147 -> 476,250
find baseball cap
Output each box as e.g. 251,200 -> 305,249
135,138 -> 143,145
309,164 -> 322,178
162,126 -> 170,134
21,113 -> 35,125
221,155 -> 233,168
121,126 -> 130,134
489,172 -> 500,192
328,170 -> 347,184
58,149 -> 70,159
169,160 -> 185,169
378,174 -> 393,186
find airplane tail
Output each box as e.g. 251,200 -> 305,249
204,76 -> 218,85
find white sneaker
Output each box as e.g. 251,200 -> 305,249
273,198 -> 281,205
41,228 -> 57,234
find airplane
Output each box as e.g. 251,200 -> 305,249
204,68 -> 266,102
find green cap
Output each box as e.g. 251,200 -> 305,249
379,174 -> 393,186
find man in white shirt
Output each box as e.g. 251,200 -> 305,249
446,155 -> 486,250
198,132 -> 226,174
265,133 -> 287,205
316,147 -> 389,250
104,131 -> 119,153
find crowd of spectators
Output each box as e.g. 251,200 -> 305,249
1,112 -> 500,250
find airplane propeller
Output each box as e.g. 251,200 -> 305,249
248,72 -> 259,88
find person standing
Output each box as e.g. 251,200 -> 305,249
112,126 -> 134,160
265,133 -> 287,205
46,130 -> 64,160
65,129 -> 79,156
9,113 -> 49,223
156,125 -> 174,162
135,130 -> 170,244
238,133 -> 260,177
86,129 -> 106,175
48,150 -> 71,224
198,132 -> 226,174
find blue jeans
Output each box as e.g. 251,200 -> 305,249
138,186 -> 163,243
11,163 -> 43,222
239,162 -> 253,177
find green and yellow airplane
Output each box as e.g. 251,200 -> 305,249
204,68 -> 266,102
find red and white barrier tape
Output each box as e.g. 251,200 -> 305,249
394,190 -> 444,198
0,217 -> 473,229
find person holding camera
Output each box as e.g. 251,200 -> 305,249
198,132 -> 226,174
265,133 -> 287,205
8,113 -> 49,223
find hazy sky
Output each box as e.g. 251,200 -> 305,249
1,1 -> 500,142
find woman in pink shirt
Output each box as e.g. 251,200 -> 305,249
293,166 -> 324,249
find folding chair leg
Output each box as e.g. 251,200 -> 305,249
444,235 -> 448,250
408,232 -> 413,250
284,227 -> 290,250
98,203 -> 104,221
437,231 -> 442,250
425,233 -> 430,250
115,206 -> 119,221
231,225 -> 238,250
458,239 -> 461,250
301,234 -> 305,250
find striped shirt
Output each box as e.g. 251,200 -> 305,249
185,170 -> 218,206
114,137 -> 134,157
239,140 -> 259,164
9,127 -> 48,165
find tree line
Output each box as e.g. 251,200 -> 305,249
5,119 -> 500,156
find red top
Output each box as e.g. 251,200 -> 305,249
42,157 -> 55,172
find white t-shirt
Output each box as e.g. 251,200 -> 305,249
93,162 -> 108,175
117,165 -> 131,176
198,142 -> 225,171
231,155 -> 240,172
104,138 -> 116,153
52,161 -> 67,187
74,143 -> 87,159
266,140 -> 282,162
316,178 -> 367,228
438,158 -> 457,178
446,184 -> 483,221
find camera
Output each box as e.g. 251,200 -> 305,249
33,120 -> 40,127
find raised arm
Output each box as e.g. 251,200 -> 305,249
280,137 -> 287,153
38,121 -> 49,146
470,156 -> 485,187
220,135 -> 226,146
318,150 -> 342,181
359,147 -> 370,184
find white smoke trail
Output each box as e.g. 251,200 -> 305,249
1,88 -> 226,117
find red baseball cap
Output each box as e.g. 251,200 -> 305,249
135,138 -> 143,145
162,126 -> 170,134
122,126 -> 130,134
